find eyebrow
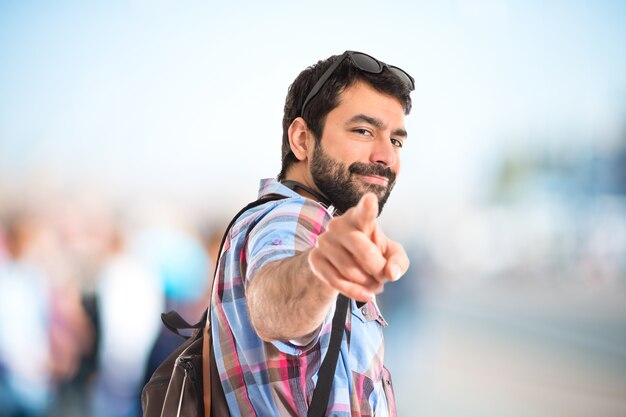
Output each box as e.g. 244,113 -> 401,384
347,114 -> 408,138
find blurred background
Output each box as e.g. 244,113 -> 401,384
1,0 -> 625,416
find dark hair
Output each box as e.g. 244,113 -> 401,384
277,54 -> 413,181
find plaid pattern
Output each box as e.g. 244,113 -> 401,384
211,179 -> 396,417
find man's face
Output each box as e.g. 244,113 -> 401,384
309,81 -> 406,215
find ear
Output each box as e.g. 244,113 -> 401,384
288,117 -> 313,161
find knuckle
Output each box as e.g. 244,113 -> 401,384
326,217 -> 341,232
309,247 -> 320,262
361,279 -> 378,292
315,237 -> 328,252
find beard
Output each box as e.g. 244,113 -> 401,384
310,142 -> 396,215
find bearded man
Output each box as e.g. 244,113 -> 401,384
211,51 -> 414,417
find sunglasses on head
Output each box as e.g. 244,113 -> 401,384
300,50 -> 415,116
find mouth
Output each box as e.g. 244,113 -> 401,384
355,174 -> 389,187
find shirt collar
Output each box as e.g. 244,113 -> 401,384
258,178 -> 300,198
257,178 -> 338,216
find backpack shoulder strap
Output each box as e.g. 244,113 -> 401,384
307,294 -> 349,417
213,193 -> 286,268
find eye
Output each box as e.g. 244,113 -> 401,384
353,128 -> 373,137
391,138 -> 404,148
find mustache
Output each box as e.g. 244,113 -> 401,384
348,162 -> 396,183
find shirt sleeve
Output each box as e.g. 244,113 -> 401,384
245,197 -> 332,282
245,197 -> 334,355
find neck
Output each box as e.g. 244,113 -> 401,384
282,165 -> 340,214
281,179 -> 332,207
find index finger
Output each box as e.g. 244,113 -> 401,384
346,193 -> 379,235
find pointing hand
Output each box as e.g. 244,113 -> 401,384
308,193 -> 410,302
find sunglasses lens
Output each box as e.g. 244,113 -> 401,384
389,66 -> 415,91
351,53 -> 383,73
351,52 -> 414,91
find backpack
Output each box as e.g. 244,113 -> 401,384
141,308 -> 227,417
141,192 -> 349,417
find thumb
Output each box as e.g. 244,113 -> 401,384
350,193 -> 379,233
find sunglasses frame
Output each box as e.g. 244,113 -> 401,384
300,50 -> 415,117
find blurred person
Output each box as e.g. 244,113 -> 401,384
46,279 -> 94,417
0,206 -> 95,417
208,51 -> 413,416
0,211 -> 54,416
23,198 -> 99,417
90,220 -> 163,417
48,196 -> 116,408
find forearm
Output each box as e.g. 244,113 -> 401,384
247,249 -> 338,342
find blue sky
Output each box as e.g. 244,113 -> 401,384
1,0 -> 625,207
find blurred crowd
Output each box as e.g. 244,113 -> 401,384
0,138 -> 624,417
0,193 -> 224,417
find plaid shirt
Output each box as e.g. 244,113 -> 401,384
211,179 -> 396,417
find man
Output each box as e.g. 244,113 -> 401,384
211,50 -> 414,416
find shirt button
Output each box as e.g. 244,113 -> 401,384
361,307 -> 369,317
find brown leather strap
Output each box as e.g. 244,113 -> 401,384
202,316 -> 212,417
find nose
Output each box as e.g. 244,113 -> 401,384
370,137 -> 397,168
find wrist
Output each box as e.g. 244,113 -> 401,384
305,249 -> 339,300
